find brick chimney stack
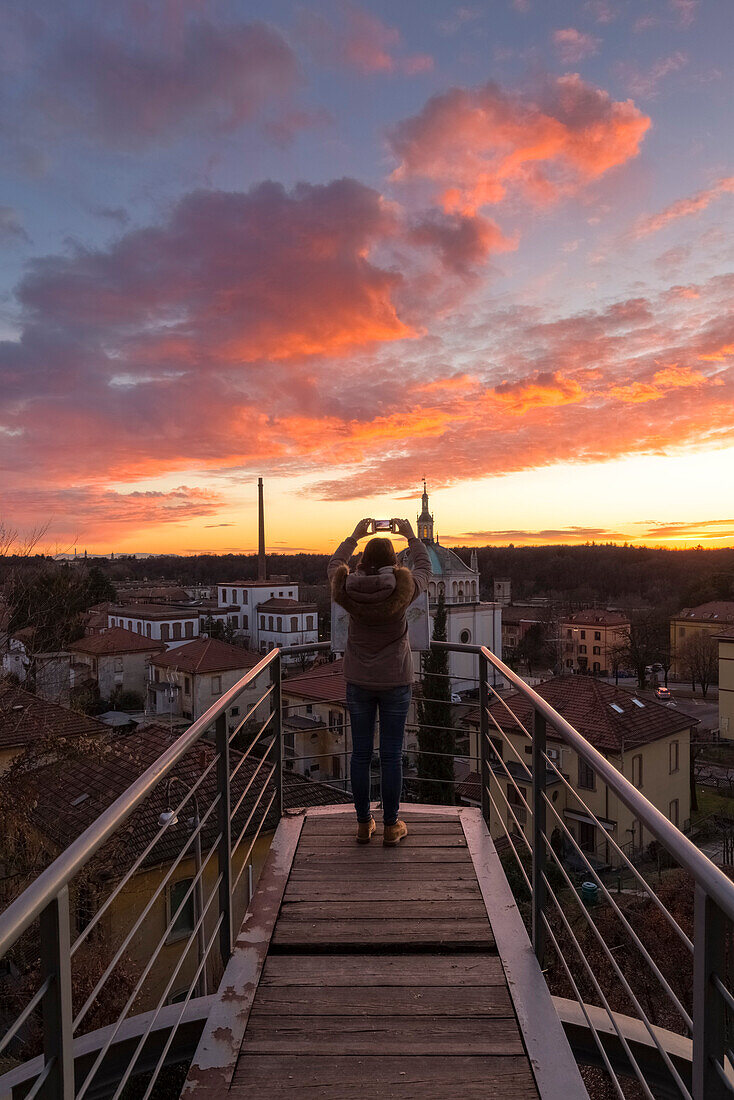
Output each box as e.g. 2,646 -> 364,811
257,477 -> 266,581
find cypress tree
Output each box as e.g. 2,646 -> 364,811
416,591 -> 455,804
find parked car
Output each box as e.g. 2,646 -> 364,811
655,686 -> 672,700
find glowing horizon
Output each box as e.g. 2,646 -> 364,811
1,1 -> 732,555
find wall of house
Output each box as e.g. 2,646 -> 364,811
468,720 -> 691,866
95,652 -> 154,700
106,831 -> 272,1010
719,638 -> 734,739
670,618 -> 732,678
107,613 -> 199,649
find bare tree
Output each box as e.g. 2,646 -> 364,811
677,633 -> 718,699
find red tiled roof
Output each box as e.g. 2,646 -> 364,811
563,610 -> 630,627
464,676 -> 696,752
0,683 -> 107,751
675,601 -> 734,623
110,604 -> 198,621
69,627 -> 164,656
152,637 -> 262,675
6,723 -> 350,864
282,659 -> 346,705
257,598 -> 316,611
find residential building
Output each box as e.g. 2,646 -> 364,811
560,610 -> 630,675
2,629 -> 72,705
0,683 -> 107,776
670,602 -> 734,678
256,598 -> 318,657
212,580 -> 317,657
147,637 -> 263,731
0,722 -> 350,1007
500,605 -> 546,659
461,676 -> 695,864
107,604 -> 199,648
68,628 -> 164,702
397,482 -> 503,691
718,633 -> 734,740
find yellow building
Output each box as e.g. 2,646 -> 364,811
559,610 -> 630,675
670,602 -> 734,678
1,720 -> 350,1018
460,676 -> 694,865
718,633 -> 734,740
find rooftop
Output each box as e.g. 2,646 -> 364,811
563,610 -> 630,626
4,724 -> 351,869
110,603 -> 198,621
68,627 -> 165,656
282,658 -> 347,705
674,601 -> 734,623
0,683 -> 107,752
151,637 -> 263,675
501,605 -> 545,624
465,675 -> 696,752
257,597 -> 317,612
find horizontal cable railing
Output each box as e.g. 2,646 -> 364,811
429,640 -> 734,1100
0,648 -> 285,1100
4,633 -> 734,1100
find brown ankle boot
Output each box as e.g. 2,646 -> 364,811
356,817 -> 376,843
383,819 -> 408,846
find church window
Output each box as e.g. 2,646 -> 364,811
460,629 -> 471,644
429,582 -> 436,597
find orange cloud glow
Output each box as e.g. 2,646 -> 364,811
634,176 -> 734,237
389,74 -> 651,213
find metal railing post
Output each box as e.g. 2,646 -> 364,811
693,884 -> 730,1099
479,651 -> 491,827
272,653 -> 283,821
215,713 -> 233,967
39,888 -> 74,1099
532,708 -> 547,965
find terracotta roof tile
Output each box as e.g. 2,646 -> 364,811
0,683 -> 107,751
257,598 -> 317,611
152,637 -> 262,675
68,627 -> 164,656
282,659 -> 346,705
675,601 -> 734,623
464,676 -> 696,752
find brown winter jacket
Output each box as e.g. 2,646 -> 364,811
327,535 -> 432,689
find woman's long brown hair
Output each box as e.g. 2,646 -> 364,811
359,537 -> 397,575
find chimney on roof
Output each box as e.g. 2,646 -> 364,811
257,477 -> 266,581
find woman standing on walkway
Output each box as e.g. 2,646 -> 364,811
328,518 -> 431,845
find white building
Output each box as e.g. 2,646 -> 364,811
399,483 -> 503,692
214,580 -> 318,658
107,604 -> 199,649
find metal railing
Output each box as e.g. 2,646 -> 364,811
436,641 -> 734,1100
3,638 -> 734,1099
0,649 -> 286,1100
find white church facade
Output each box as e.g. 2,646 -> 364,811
399,483 -> 503,692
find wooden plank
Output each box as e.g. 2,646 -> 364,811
183,814 -> 303,1100
251,985 -> 514,1016
286,865 -> 479,880
283,882 -> 483,902
293,848 -> 473,864
271,918 -> 494,949
296,834 -> 467,847
279,900 -> 488,920
300,820 -> 464,834
240,1015 -> 523,1055
260,954 -> 506,987
230,1054 -> 539,1098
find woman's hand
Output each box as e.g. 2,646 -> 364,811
393,518 -> 415,540
351,518 -> 373,541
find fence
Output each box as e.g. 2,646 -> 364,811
2,640 -> 734,1099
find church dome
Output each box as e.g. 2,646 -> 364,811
398,542 -> 472,576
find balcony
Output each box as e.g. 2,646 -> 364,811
1,642 -> 734,1099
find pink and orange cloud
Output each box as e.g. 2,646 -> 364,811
388,74 -> 651,213
633,176 -> 734,237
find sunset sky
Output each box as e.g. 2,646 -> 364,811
1,0 -> 732,555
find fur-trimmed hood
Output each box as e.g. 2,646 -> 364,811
331,564 -> 415,623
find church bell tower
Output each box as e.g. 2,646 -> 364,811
417,479 -> 434,543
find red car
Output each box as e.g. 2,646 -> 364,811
655,686 -> 672,701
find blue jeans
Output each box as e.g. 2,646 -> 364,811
346,683 -> 412,826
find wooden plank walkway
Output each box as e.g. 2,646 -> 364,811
184,807 -> 588,1100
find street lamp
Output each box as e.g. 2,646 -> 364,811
158,776 -> 207,998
